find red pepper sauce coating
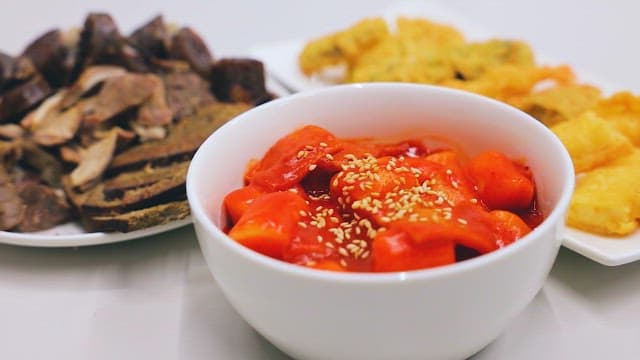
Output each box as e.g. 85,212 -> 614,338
220,125 -> 541,273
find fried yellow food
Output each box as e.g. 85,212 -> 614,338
299,17 -> 575,106
551,112 -> 634,173
568,155 -> 640,236
346,17 -> 465,83
443,64 -> 574,104
448,39 -> 535,81
300,16 -> 640,237
593,92 -> 640,146
299,18 -> 389,76
517,84 -> 602,126
349,33 -> 455,83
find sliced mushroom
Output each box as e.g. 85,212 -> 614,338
61,65 -> 126,108
21,90 -> 65,129
130,122 -> 166,142
69,128 -> 119,187
0,124 -> 24,139
31,106 -> 82,146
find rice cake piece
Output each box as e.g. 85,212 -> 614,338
551,111 -> 634,173
568,163 -> 640,236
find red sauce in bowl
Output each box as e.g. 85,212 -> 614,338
219,125 -> 543,272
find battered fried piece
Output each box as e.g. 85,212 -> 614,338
518,84 -> 602,126
551,111 -> 634,173
449,40 -> 535,81
443,64 -> 575,104
568,156 -> 640,236
349,35 -> 454,83
299,18 -> 389,76
593,92 -> 640,145
395,17 -> 465,45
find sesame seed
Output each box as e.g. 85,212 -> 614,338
470,198 -> 478,204
340,259 -> 348,267
319,142 -> 328,147
308,164 -> 317,171
299,210 -> 307,217
446,169 -> 453,175
325,242 -> 334,248
326,153 -> 334,160
457,218 -> 468,225
298,222 -> 307,228
338,247 -> 349,256
317,235 -> 324,242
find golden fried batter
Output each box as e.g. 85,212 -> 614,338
568,157 -> 640,236
517,84 -> 602,126
299,18 -> 389,76
299,16 -> 640,237
593,92 -> 640,145
551,111 -> 634,173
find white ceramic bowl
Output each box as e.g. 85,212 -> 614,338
186,83 -> 574,360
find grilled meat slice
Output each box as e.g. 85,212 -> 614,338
15,180 -> 71,232
109,102 -> 249,170
162,70 -> 216,119
0,168 -> 24,230
82,200 -> 189,232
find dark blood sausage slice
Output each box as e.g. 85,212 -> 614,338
22,29 -> 75,88
72,13 -> 149,76
0,53 -> 13,89
0,53 -> 37,93
169,27 -> 213,78
73,13 -> 121,77
210,58 -> 273,105
0,75 -> 51,122
129,15 -> 170,59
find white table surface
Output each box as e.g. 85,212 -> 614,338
1,1 -> 639,359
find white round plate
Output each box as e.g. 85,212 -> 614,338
0,217 -> 192,247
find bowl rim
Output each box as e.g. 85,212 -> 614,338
186,83 -> 575,284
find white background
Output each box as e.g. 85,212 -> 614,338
0,1 -> 639,359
